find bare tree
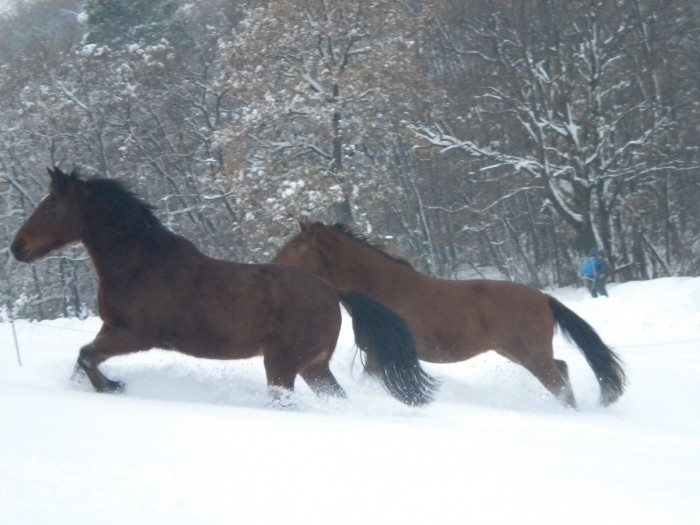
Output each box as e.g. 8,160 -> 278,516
412,1 -> 692,272
1,0 -> 699,318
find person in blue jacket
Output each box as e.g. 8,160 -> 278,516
579,248 -> 612,298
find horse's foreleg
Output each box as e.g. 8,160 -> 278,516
76,325 -> 143,393
263,344 -> 301,407
77,347 -> 125,393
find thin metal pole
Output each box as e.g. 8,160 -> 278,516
10,318 -> 22,366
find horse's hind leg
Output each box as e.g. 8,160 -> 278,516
554,359 -> 577,409
522,355 -> 577,409
300,361 -> 346,399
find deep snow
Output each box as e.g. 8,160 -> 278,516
2,278 -> 699,524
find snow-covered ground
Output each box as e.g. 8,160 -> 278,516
2,278 -> 699,524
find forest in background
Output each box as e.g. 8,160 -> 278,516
1,0 -> 699,319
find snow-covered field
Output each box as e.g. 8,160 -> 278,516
2,277 -> 699,524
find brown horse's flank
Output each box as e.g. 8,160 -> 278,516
273,220 -> 628,408
11,168 -> 436,407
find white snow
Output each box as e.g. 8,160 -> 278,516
2,277 -> 699,524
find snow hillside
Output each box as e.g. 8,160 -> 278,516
1,278 -> 699,524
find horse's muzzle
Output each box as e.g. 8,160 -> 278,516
10,240 -> 32,262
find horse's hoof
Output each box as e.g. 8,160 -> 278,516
110,381 -> 126,393
268,387 -> 296,409
100,380 -> 126,394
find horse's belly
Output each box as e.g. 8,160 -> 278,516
415,337 -> 480,363
167,329 -> 262,360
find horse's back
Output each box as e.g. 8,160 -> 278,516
454,278 -> 553,331
400,276 -> 553,362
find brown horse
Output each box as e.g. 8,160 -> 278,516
273,221 -> 628,408
11,169 -> 436,407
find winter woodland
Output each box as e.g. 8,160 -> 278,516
1,0 -> 699,319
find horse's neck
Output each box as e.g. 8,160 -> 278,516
82,226 -> 184,283
82,234 -> 139,282
326,241 -> 413,293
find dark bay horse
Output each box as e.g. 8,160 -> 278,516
273,221 -> 628,408
11,169 -> 436,406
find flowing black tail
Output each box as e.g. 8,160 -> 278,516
548,297 -> 627,406
339,291 -> 438,406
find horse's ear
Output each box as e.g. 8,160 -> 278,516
47,166 -> 72,193
47,166 -> 60,185
298,218 -> 311,232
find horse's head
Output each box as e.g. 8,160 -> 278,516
11,167 -> 87,263
273,220 -> 329,279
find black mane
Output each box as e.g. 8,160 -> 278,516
83,177 -> 163,239
327,222 -> 413,268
